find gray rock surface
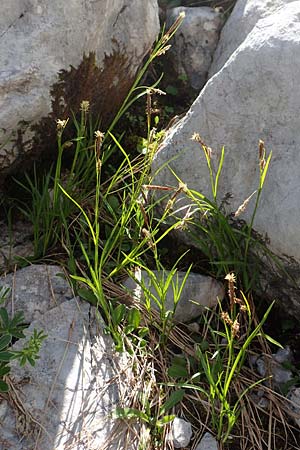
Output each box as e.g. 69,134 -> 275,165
0,220 -> 34,274
0,264 -> 141,449
273,346 -> 292,364
152,1 -> 300,267
122,269 -> 224,323
168,417 -> 192,448
287,387 -> 300,428
256,357 -> 293,386
195,432 -> 218,450
0,0 -> 159,183
251,347 -> 293,388
0,296 -> 137,450
210,0 -> 295,76
166,7 -> 224,90
0,264 -> 72,322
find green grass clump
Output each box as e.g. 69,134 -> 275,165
163,133 -> 273,293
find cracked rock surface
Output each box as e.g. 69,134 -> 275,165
0,264 -> 72,322
0,266 -> 136,450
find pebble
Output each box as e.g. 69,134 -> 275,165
168,417 -> 193,448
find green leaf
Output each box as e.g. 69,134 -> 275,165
0,334 -> 11,351
127,308 -> 141,329
78,288 -> 97,306
0,287 -> 10,304
0,307 -> 9,327
168,363 -> 188,379
113,304 -> 126,326
0,351 -> 13,361
0,366 -> 10,377
139,339 -> 147,348
138,327 -> 149,338
27,356 -> 36,367
200,340 -> 209,351
260,332 -> 283,349
166,85 -> 178,96
260,151 -> 272,189
164,105 -> 175,114
156,414 -> 176,427
10,311 -> 25,328
112,407 -> 149,423
107,195 -> 120,212
171,356 -> 187,367
178,73 -> 188,82
0,379 -> 9,392
160,389 -> 185,416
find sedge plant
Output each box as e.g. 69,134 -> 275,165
125,255 -> 192,347
166,134 -> 272,292
59,123 -> 184,349
14,12 -> 185,262
170,273 -> 279,443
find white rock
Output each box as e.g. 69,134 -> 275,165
166,6 -> 224,90
122,269 -> 224,323
210,0 -> 295,76
152,2 -> 300,269
169,417 -> 193,448
2,297 -> 137,450
0,0 -> 159,182
195,432 -> 218,450
0,264 -> 72,322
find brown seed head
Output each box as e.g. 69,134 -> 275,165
234,190 -> 257,218
221,311 -> 233,326
231,319 -> 240,339
258,139 -> 265,160
191,132 -> 202,144
225,273 -> 236,313
94,130 -> 105,164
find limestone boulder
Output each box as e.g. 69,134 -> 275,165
152,1 -> 300,313
167,417 -> 192,448
1,298 -> 137,450
0,0 -> 159,184
0,264 -> 138,449
166,6 -> 224,91
153,1 -> 300,263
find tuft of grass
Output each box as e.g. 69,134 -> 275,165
158,134 -> 273,293
4,13 -> 299,450
174,273 -> 279,443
